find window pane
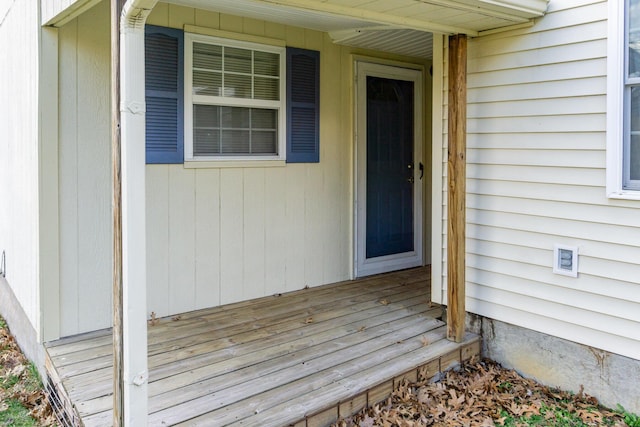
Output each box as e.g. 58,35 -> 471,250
629,86 -> 640,182
224,47 -> 252,74
193,43 -> 222,71
254,77 -> 279,100
221,130 -> 250,153
251,108 -> 277,129
224,74 -> 252,98
630,0 -> 640,77
193,70 -> 221,96
221,106 -> 250,128
254,51 -> 279,76
193,105 -> 221,155
631,135 -> 640,180
252,131 -> 277,154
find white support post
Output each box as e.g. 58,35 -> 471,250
117,1 -> 157,424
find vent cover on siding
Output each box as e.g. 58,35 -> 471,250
553,244 -> 578,277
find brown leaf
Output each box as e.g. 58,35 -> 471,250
379,299 -> 389,305
304,316 -> 314,324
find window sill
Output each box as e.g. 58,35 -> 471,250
184,159 -> 286,169
607,190 -> 640,201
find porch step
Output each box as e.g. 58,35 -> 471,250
183,331 -> 480,427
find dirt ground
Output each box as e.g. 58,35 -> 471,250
332,358 -> 632,427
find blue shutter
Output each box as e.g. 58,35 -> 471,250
286,48 -> 320,163
145,26 -> 184,164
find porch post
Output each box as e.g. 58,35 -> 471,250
447,34 -> 467,343
111,0 -> 125,424
113,0 -> 155,425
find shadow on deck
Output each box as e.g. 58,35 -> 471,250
44,266 -> 480,426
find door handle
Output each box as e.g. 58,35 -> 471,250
419,162 -> 424,180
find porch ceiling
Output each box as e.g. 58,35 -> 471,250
167,0 -> 549,58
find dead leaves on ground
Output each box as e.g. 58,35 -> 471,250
0,318 -> 57,426
332,358 -> 627,427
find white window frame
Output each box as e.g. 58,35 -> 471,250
184,33 -> 287,162
607,0 -> 640,199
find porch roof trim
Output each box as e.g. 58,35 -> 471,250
43,0 -> 550,37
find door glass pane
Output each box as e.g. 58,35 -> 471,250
366,76 -> 414,259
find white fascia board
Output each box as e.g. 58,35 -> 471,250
445,0 -> 550,19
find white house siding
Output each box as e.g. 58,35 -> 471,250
58,0 -> 113,337
0,0 -> 41,334
436,0 -> 640,359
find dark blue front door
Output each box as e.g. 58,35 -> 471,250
366,76 -> 415,259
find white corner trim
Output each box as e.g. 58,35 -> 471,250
606,0 -> 625,199
430,34 -> 445,305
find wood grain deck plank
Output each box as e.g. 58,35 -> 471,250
65,290 -> 431,401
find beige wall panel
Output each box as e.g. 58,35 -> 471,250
243,169 -> 267,300
194,169 -> 221,309
146,165 -> 170,316
58,1 -> 111,336
264,168 -> 287,295
58,19 -> 80,336
168,167 -> 196,314
75,2 -> 112,333
220,169 -> 245,303
284,165 -> 307,291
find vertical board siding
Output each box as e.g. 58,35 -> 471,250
55,5 -> 430,335
58,1 -> 112,336
0,0 -> 40,331
143,8 -> 365,316
435,0 -> 640,358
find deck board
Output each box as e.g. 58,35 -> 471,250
45,267 -> 480,427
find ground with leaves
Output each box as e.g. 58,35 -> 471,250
0,317 -> 57,426
333,358 -> 635,427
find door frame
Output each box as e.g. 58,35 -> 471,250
354,60 -> 424,278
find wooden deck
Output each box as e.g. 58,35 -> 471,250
44,267 -> 480,426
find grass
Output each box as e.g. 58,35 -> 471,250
0,399 -> 39,427
0,316 -> 57,426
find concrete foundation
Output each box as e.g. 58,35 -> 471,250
466,313 -> 640,414
0,277 -> 45,376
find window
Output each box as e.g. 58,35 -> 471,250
625,0 -> 640,190
145,26 -> 320,165
185,35 -> 286,160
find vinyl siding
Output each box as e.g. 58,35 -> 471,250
0,0 -> 41,333
435,0 -> 640,359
